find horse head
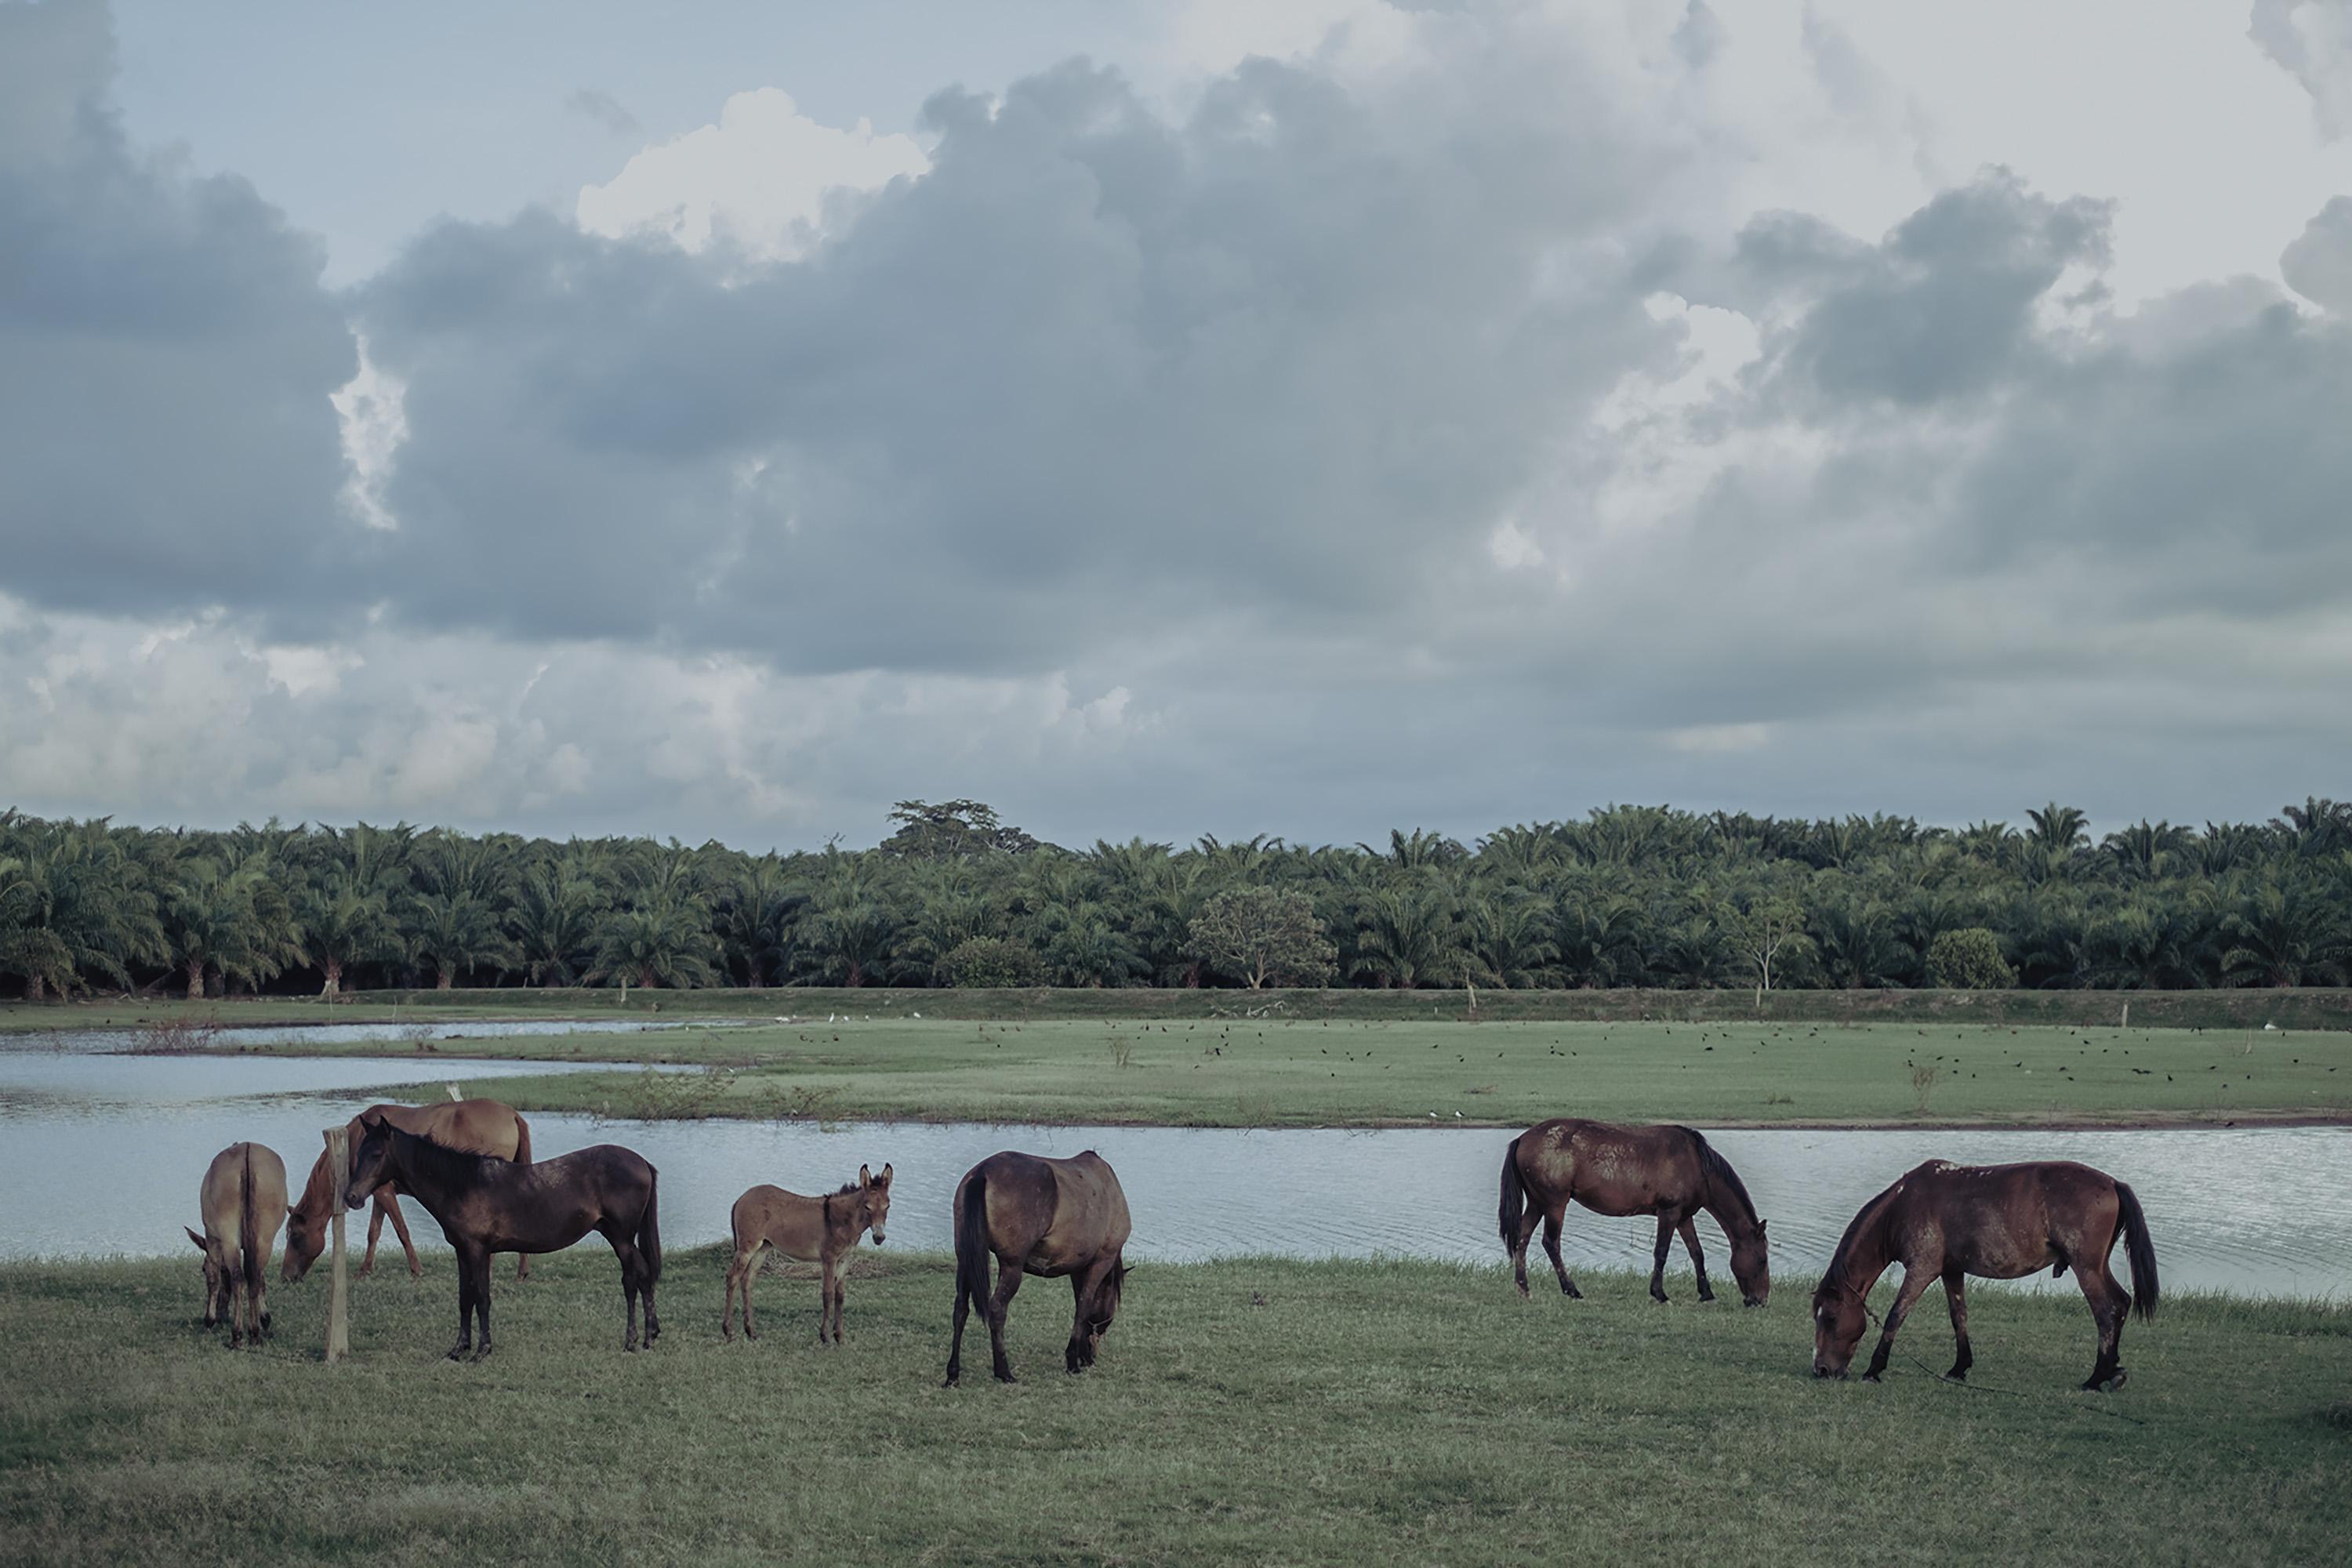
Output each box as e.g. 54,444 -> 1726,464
1731,1218 -> 1770,1307
343,1111 -> 395,1210
1810,1274 -> 1867,1378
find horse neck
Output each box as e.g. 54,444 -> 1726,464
290,1149 -> 337,1224
1827,1196 -> 1896,1299
1697,1168 -> 1759,1243
376,1125 -> 469,1211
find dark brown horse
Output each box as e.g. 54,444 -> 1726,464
345,1111 -> 661,1360
186,1142 -> 288,1348
721,1163 -> 893,1345
1499,1120 -> 1769,1306
1811,1159 -> 2158,1390
282,1098 -> 533,1283
946,1149 -> 1131,1385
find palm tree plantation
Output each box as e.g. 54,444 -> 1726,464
4,797 -> 2347,1001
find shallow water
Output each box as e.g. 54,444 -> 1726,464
0,1017 -> 744,1055
1,1052 -> 2343,1298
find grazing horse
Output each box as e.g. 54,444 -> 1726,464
1499,1120 -> 1770,1306
721,1163 -> 894,1345
945,1149 -> 1131,1385
185,1142 -> 289,1348
344,1112 -> 661,1360
1811,1160 -> 2158,1391
281,1098 -> 534,1283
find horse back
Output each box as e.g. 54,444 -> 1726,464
1515,1119 -> 1701,1216
200,1142 -> 288,1258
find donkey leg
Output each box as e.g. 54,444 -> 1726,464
987,1258 -> 1026,1383
1942,1267 -> 1973,1381
1678,1215 -> 1714,1303
1863,1266 -> 1936,1382
818,1258 -> 838,1347
1541,1208 -> 1581,1298
1650,1215 -> 1675,1303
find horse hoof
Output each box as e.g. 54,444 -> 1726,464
1944,1369 -> 1968,1383
446,1345 -> 470,1361
471,1347 -> 493,1363
1861,1371 -> 1883,1384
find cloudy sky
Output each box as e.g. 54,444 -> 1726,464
3,0 -> 2350,851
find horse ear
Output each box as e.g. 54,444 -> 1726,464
185,1227 -> 207,1250
1757,1219 -> 1768,1235
358,1109 -> 384,1130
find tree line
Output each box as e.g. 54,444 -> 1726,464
2,797 -> 2348,1000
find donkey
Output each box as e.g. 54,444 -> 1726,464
721,1163 -> 894,1345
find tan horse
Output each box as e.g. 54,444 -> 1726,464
1812,1159 -> 2158,1390
946,1149 -> 1131,1385
282,1099 -> 532,1283
1500,1119 -> 1770,1306
720,1164 -> 893,1345
185,1142 -> 288,1348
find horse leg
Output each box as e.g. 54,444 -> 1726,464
448,1248 -> 478,1360
383,1194 -> 423,1279
1862,1266 -> 1936,1382
1678,1215 -> 1714,1304
471,1248 -> 495,1361
361,1197 -> 387,1278
2076,1258 -> 2130,1392
608,1234 -> 643,1352
1065,1269 -> 1105,1374
1942,1267 -> 1973,1381
722,1241 -> 753,1341
1541,1207 -> 1581,1298
1650,1215 -> 1675,1303
986,1258 -> 1025,1384
947,1259 -> 975,1386
1512,1205 -> 1544,1298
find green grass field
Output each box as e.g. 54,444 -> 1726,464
341,1018 -> 2352,1130
2,1251 -> 2343,1566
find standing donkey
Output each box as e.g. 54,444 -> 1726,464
721,1164 -> 894,1345
186,1142 -> 289,1348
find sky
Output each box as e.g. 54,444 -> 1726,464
2,0 -> 2350,852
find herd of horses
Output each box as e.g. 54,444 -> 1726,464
185,1103 -> 2160,1392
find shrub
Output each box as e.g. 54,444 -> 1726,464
1926,927 -> 2016,989
936,937 -> 1047,989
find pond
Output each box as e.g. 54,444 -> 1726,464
2,1052 -> 2344,1299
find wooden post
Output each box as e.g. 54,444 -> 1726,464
323,1126 -> 350,1363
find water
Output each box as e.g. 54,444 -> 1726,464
1,1051 -> 2344,1298
0,1018 -> 746,1055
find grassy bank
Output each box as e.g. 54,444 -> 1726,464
2,1252 -> 2343,1566
342,1018 -> 2350,1130
9,983 -> 2352,1033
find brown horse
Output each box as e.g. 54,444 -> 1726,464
282,1098 -> 533,1283
345,1111 -> 661,1360
1499,1120 -> 1770,1306
946,1149 -> 1131,1385
185,1142 -> 289,1348
721,1163 -> 894,1345
1811,1160 -> 2159,1390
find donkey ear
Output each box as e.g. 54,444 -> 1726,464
858,1163 -> 873,1187
186,1227 -> 207,1250
878,1163 -> 893,1185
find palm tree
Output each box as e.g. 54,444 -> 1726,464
2220,880 -> 2350,987
164,858 -> 294,999
407,890 -> 519,989
710,856 -> 807,987
299,874 -> 397,996
0,821 -> 165,998
1033,899 -> 1150,987
1349,884 -> 1462,989
590,901 -> 720,989
1809,897 -> 1909,989
1457,891 -> 1558,988
1552,887 -> 1651,989
508,858 -> 608,986
2026,803 -> 2091,857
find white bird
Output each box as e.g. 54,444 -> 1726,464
2263,1022 -> 2278,1031
445,1083 -> 461,1102
913,1011 -> 922,1019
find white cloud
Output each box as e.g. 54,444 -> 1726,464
575,88 -> 929,262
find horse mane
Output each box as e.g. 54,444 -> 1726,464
1819,1176 -> 1904,1297
381,1121 -> 506,1187
1679,1127 -> 1759,1229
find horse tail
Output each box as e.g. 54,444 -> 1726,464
1497,1134 -> 1527,1250
955,1171 -> 992,1322
510,1111 -> 534,1167
238,1143 -> 263,1316
637,1166 -> 662,1286
2115,1179 -> 2158,1321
